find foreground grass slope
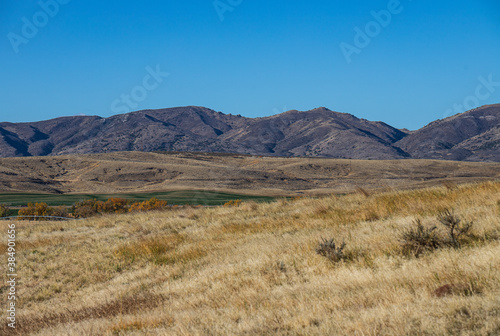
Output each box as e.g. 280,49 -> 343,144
2,182 -> 500,335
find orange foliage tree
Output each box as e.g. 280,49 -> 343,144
129,198 -> 168,212
71,199 -> 102,218
18,202 -> 68,220
71,198 -> 129,218
223,200 -> 242,207
99,198 -> 128,214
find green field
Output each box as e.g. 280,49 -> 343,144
0,190 -> 276,207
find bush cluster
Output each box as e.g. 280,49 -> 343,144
129,197 -> 168,212
72,197 -> 169,218
316,209 -> 478,263
18,202 -> 68,220
71,198 -> 129,218
11,197 -> 171,220
400,209 -> 474,257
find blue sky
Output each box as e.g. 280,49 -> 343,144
1,0 -> 499,129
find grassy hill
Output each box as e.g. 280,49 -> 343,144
2,181 -> 500,335
0,151 -> 499,196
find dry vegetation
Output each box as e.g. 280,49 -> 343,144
1,181 -> 500,335
0,151 -> 500,196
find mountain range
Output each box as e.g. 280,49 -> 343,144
1,104 -> 499,161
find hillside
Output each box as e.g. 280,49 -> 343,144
4,181 -> 500,335
0,107 -> 245,157
1,104 -> 499,161
219,108 -> 408,159
0,152 -> 499,195
395,104 -> 500,161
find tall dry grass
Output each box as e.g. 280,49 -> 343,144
1,181 -> 499,335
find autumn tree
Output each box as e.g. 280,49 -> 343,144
129,198 -> 168,212
18,202 -> 68,220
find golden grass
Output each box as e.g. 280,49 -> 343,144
1,181 -> 499,335
1,151 -> 500,195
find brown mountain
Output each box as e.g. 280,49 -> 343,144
0,104 -> 499,161
0,107 -> 244,157
220,108 -> 408,159
395,104 -> 500,162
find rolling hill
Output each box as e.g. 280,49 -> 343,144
0,152 -> 498,195
395,104 -> 500,161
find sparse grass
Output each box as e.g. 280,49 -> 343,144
1,181 -> 499,335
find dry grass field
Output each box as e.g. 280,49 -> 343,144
1,180 -> 499,335
0,151 -> 500,196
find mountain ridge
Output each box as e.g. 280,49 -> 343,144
1,104 -> 499,161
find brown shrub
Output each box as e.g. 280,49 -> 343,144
400,219 -> 443,257
129,197 -> 168,212
0,204 -> 9,217
224,199 -> 242,207
316,238 -> 346,262
100,198 -> 128,213
71,199 -> 102,218
18,202 -> 68,220
437,209 -> 473,248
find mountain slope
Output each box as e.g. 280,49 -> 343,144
395,104 -> 500,161
0,106 -> 409,159
0,107 -> 246,157
221,108 -> 409,159
0,104 -> 499,161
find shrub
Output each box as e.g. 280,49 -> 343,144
72,205 -> 96,218
129,198 -> 168,212
72,197 -> 169,217
18,202 -> 67,220
72,198 -> 130,217
437,209 -> 473,248
51,206 -> 69,218
316,238 -> 346,262
0,204 -> 10,217
71,199 -> 102,218
100,198 -> 128,214
18,202 -> 44,218
98,198 -> 128,213
400,219 -> 442,257
224,200 -> 242,207
0,204 -> 9,217
400,210 -> 475,257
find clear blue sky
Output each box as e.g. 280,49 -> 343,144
1,0 -> 499,129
